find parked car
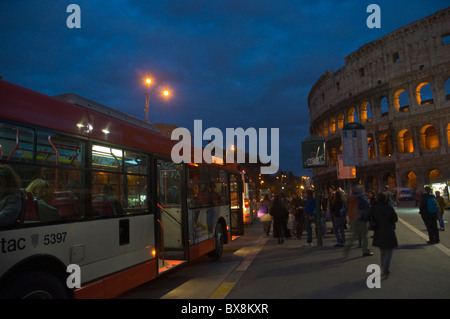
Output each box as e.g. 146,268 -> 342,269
395,188 -> 414,201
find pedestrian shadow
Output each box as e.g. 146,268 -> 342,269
302,279 -> 368,299
396,243 -> 428,250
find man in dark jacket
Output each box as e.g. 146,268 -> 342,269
368,192 -> 398,278
419,186 -> 440,244
303,190 -> 316,247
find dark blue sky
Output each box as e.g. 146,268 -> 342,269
1,1 -> 449,176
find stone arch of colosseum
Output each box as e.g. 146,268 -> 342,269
307,8 -> 450,197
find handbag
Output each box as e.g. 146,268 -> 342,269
257,203 -> 268,219
260,212 -> 273,222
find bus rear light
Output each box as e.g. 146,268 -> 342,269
152,249 -> 156,258
244,199 -> 249,208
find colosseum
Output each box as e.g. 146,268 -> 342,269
307,7 -> 450,199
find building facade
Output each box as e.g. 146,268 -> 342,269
307,8 -> 450,197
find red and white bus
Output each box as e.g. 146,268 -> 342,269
0,79 -> 244,299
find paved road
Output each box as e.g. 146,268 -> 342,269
120,201 -> 450,300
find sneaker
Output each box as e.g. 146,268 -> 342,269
362,252 -> 374,256
303,242 -> 313,247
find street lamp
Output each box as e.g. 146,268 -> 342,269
144,73 -> 169,123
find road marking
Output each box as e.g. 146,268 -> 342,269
398,217 -> 450,257
209,282 -> 236,299
209,236 -> 268,299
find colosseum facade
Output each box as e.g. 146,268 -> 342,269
307,7 -> 450,198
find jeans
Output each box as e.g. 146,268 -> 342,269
305,216 -> 314,243
438,213 -> 445,229
380,248 -> 393,274
333,214 -> 346,245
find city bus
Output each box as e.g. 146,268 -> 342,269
0,79 -> 244,299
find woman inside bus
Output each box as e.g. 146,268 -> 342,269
26,179 -> 60,222
0,164 -> 23,226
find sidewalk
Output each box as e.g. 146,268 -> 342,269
226,215 -> 450,299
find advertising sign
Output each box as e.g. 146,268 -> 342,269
341,122 -> 368,166
302,135 -> 327,168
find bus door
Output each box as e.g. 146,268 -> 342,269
229,173 -> 244,236
156,159 -> 188,273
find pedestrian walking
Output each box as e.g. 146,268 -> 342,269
435,191 -> 446,231
303,190 -> 316,247
320,191 -> 328,236
384,185 -> 396,208
259,194 -> 273,236
344,185 -> 373,257
270,194 -> 289,244
415,190 -> 421,207
330,186 -> 346,247
291,194 -> 304,239
367,190 -> 377,206
367,192 -> 398,278
419,186 -> 440,244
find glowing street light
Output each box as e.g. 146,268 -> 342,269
144,73 -> 169,123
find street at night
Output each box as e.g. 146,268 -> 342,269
120,201 -> 450,300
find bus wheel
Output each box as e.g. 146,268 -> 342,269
5,271 -> 68,299
208,223 -> 224,260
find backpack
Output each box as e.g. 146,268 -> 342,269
427,196 -> 439,213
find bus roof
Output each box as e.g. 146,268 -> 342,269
0,79 -> 241,171
0,79 -> 175,157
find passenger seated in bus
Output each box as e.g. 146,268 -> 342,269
100,184 -> 124,215
26,179 -> 60,222
0,164 -> 23,226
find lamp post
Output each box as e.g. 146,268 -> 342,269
144,73 -> 169,123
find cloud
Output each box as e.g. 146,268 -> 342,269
1,0 -> 449,176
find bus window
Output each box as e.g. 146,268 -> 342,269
39,167 -> 83,220
125,150 -> 147,174
92,171 -> 124,217
188,164 -> 211,208
91,144 -> 150,217
92,144 -> 122,171
0,123 -> 34,162
36,131 -> 82,167
157,160 -> 182,207
0,124 -> 86,225
211,168 -> 228,206
126,174 -> 148,213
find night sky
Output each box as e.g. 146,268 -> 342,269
1,1 -> 449,176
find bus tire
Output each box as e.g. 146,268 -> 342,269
3,271 -> 68,299
208,223 -> 224,260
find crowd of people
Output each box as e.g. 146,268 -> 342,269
257,184 -> 446,279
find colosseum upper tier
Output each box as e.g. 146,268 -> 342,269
308,7 -> 450,195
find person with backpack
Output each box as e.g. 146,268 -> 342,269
419,186 -> 440,244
